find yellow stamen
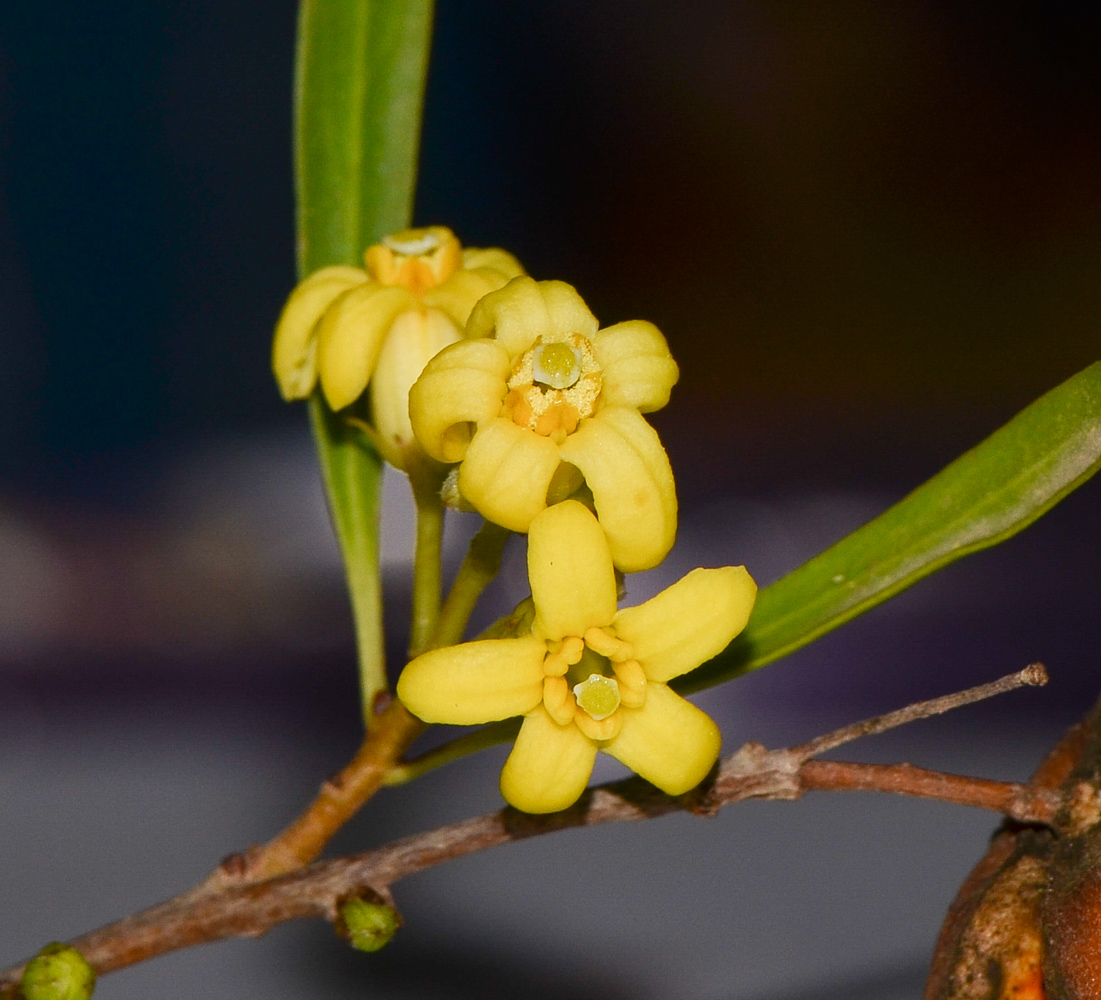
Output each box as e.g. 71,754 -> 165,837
583,626 -> 633,662
574,711 -> 621,741
543,636 -> 585,677
560,636 -> 585,665
543,676 -> 576,725
613,659 -> 647,708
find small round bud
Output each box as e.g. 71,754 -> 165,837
20,943 -> 96,1000
336,896 -> 401,953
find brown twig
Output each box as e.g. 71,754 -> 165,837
0,665 -> 1054,994
205,698 -> 424,886
794,662 -> 1048,759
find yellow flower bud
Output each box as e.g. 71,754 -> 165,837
20,943 -> 96,1000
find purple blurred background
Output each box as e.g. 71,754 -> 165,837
1,3 -> 1100,997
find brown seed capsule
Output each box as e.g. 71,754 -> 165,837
1043,821 -> 1101,999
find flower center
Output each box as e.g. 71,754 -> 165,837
502,334 -> 603,443
539,631 -> 647,742
364,226 -> 462,295
572,674 -> 621,721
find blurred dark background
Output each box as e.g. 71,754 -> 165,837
1,3 -> 1100,998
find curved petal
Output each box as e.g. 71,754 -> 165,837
396,636 -> 546,725
592,320 -> 680,413
557,407 -> 677,573
370,309 -> 462,468
604,683 -> 720,796
461,246 -> 526,280
272,266 -> 368,400
466,276 -> 550,357
500,707 -> 597,813
422,268 -> 512,329
409,339 -> 511,463
613,567 -> 757,682
458,418 -> 560,532
540,280 -> 599,341
317,284 -> 415,410
528,500 -> 617,642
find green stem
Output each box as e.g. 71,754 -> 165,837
408,468 -> 446,658
384,719 -> 520,786
433,520 -> 512,649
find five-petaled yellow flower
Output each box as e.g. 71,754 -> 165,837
397,500 -> 757,814
409,276 -> 681,572
272,226 -> 523,468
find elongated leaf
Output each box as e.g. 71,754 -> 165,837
679,361 -> 1101,694
296,0 -> 434,274
295,0 -> 434,723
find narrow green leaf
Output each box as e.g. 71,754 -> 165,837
679,361 -> 1101,694
295,0 -> 434,273
308,395 -> 385,713
294,0 -> 434,723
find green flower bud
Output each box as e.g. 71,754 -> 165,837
20,943 -> 95,1000
335,895 -> 401,953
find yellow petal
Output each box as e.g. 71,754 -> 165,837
613,567 -> 757,683
527,500 -> 617,641
604,683 -> 720,795
370,308 -> 462,468
396,636 -> 546,725
592,320 -> 679,412
539,280 -> 599,342
408,339 -> 511,462
422,268 -> 512,329
466,276 -> 550,357
460,246 -> 526,280
557,407 -> 677,573
272,266 -> 368,400
317,284 -> 415,410
500,706 -> 597,813
457,418 -> 561,532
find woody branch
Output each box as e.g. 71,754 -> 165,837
0,664 -> 1053,995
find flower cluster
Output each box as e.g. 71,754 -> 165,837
274,227 -> 757,813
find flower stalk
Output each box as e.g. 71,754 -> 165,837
408,460 -> 446,658
432,519 -> 512,649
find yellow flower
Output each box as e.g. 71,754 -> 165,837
272,226 -> 523,468
397,500 -> 756,814
409,276 -> 681,572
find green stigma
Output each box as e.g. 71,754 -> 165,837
533,341 -> 581,389
573,674 -> 621,721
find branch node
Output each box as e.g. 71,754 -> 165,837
1022,662 -> 1049,687
219,852 -> 250,879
